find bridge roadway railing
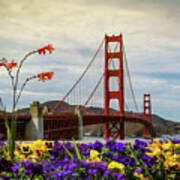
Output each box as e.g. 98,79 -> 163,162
0,112 -> 151,140
43,114 -> 79,140
0,114 -> 31,140
83,113 -> 151,126
43,113 -> 151,140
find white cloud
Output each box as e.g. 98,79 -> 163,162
0,0 -> 179,122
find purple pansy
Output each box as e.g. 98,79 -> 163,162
135,168 -> 143,174
88,168 -> 98,175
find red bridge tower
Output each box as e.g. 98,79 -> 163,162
144,94 -> 152,137
104,34 -> 125,140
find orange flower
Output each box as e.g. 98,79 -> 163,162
8,60 -> 17,70
37,72 -> 54,82
37,44 -> 55,55
0,59 -> 17,70
0,59 -> 8,67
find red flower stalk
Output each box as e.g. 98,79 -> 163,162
0,59 -> 8,67
0,59 -> 17,70
8,60 -> 17,70
37,44 -> 55,55
37,72 -> 54,82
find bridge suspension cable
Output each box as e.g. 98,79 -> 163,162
109,45 -> 130,112
82,40 -> 130,111
105,42 -> 132,112
106,41 -> 136,112
51,38 -> 104,113
123,43 -> 139,112
82,72 -> 104,110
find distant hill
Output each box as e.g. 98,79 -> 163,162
18,100 -> 180,138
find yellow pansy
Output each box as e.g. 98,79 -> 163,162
164,160 -> 176,170
87,150 -> 102,164
28,155 -> 38,162
94,157 -> 101,162
44,140 -> 54,150
146,147 -> 161,158
19,154 -> 27,161
33,139 -> 44,145
134,172 -> 149,180
108,161 -> 125,175
175,143 -> 180,149
90,150 -> 99,160
31,140 -> 46,151
152,139 -> 161,144
177,162 -> 180,169
162,140 -> 172,151
21,144 -> 31,154
152,139 -> 162,148
30,140 -> 47,155
165,151 -> 172,157
14,149 -> 21,157
32,147 -> 43,157
163,153 -> 180,170
89,157 -> 101,163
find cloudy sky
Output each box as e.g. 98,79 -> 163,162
0,0 -> 179,122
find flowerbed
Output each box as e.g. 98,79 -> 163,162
0,138 -> 179,179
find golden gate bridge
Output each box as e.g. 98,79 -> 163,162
0,34 -> 152,140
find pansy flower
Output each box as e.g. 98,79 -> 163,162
44,140 -> 54,151
108,161 -> 125,175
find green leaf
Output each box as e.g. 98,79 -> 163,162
3,110 -> 18,161
168,174 -> 176,179
72,137 -> 81,160
63,144 -> 73,159
11,111 -> 18,141
3,111 -> 10,134
10,111 -> 18,160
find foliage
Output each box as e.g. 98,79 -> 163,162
0,138 -> 179,179
0,44 -> 54,111
0,44 -> 55,160
3,111 -> 18,161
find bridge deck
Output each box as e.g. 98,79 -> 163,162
43,113 -> 151,126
